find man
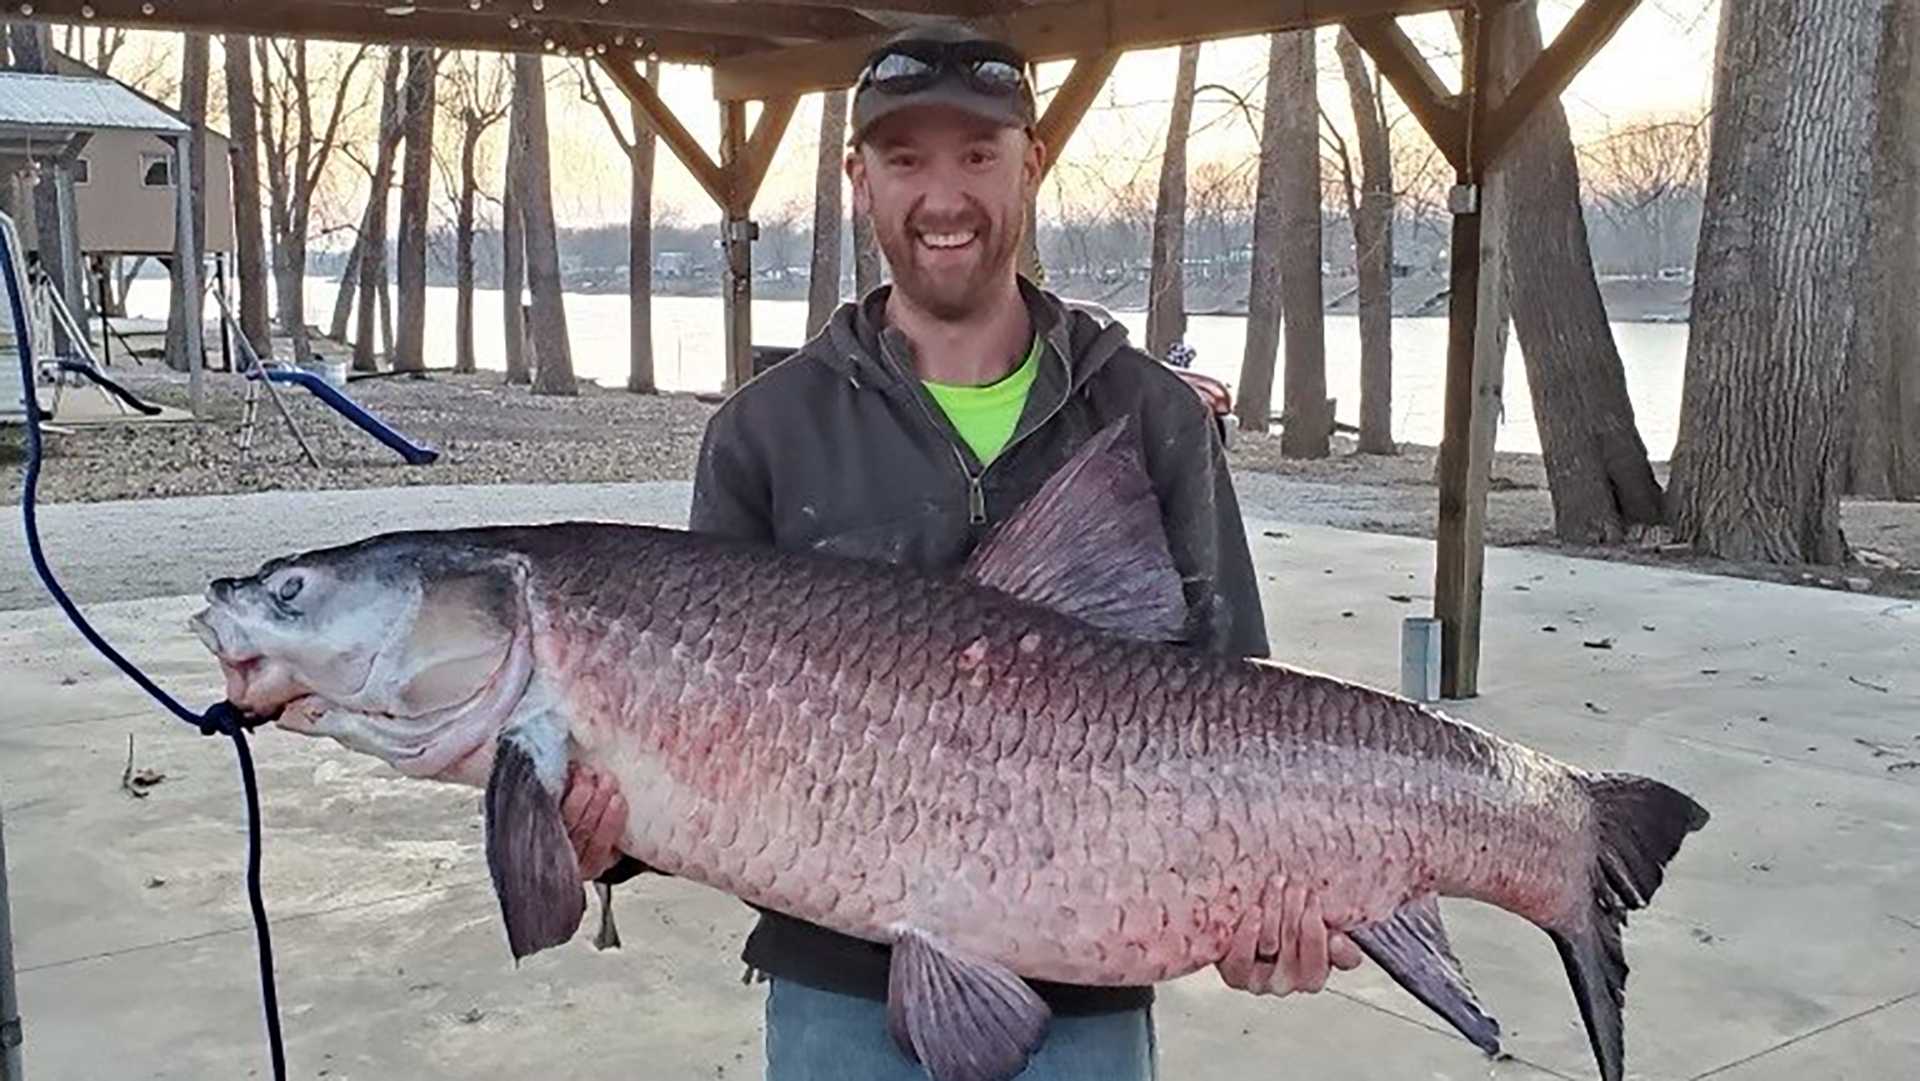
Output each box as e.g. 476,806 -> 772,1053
563,23 -> 1359,1079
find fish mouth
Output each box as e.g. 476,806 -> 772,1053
190,608 -> 308,719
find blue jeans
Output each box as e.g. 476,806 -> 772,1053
764,978 -> 1157,1081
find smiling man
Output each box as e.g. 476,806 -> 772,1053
566,23 -> 1357,1080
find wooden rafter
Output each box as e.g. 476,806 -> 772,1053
712,0 -> 1459,99
1477,0 -> 1642,168
393,0 -> 886,42
1033,50 -> 1120,179
1344,15 -> 1466,174
598,51 -> 731,209
16,0 -> 772,60
738,96 -> 801,211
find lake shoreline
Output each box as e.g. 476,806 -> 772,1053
9,367 -> 1912,602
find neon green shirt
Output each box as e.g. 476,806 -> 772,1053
922,336 -> 1042,466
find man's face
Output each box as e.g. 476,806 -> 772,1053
848,107 -> 1044,321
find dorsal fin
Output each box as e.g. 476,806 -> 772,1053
962,417 -> 1188,642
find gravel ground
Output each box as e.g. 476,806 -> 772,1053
6,365 -> 1916,606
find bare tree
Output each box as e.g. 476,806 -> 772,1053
1850,0 -> 1920,499
578,57 -> 660,392
258,39 -> 373,364
808,89 -> 848,338
351,49 -> 404,372
1489,8 -> 1663,542
1579,116 -> 1708,275
61,24 -> 130,73
1336,28 -> 1396,455
446,52 -> 510,375
224,35 -> 271,357
165,34 -> 210,405
1145,42 -> 1199,359
393,46 -> 439,373
501,89 -> 529,387
1669,0 -> 1887,563
1237,35 -> 1287,438
513,54 -> 575,396
1276,32 -> 1327,458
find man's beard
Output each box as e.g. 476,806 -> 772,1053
875,208 -> 1022,321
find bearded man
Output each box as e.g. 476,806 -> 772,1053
562,23 -> 1360,1080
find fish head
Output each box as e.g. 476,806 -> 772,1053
191,536 -> 533,778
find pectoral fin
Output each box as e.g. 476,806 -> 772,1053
885,928 -> 1051,1081
483,734 -> 585,962
1348,894 -> 1501,1056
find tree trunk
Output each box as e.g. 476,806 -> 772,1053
1495,8 -> 1664,541
328,207 -> 366,342
455,120 -> 481,375
1236,34 -> 1287,437
852,205 -> 882,296
1851,0 -> 1920,499
166,34 -> 210,379
393,46 -> 435,373
10,24 -> 75,354
1337,28 -> 1396,455
501,93 -> 529,386
1668,0 -> 1887,563
628,59 -> 659,393
1145,41 -> 1199,360
224,35 -> 272,359
807,88 -> 847,339
514,54 -> 575,396
355,48 -> 403,372
1276,31 -> 1328,460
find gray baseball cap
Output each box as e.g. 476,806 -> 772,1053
849,24 -> 1037,145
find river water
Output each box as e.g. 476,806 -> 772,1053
129,277 -> 1691,458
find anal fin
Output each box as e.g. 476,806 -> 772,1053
484,734 -> 585,961
886,928 -> 1052,1081
1348,894 -> 1502,1056
592,881 -> 621,950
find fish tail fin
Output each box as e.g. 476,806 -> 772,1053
1551,772 -> 1710,1081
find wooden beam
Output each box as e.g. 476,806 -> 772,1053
1033,50 -> 1121,179
1477,0 -> 1641,168
766,0 -> 1025,14
1430,1 -> 1494,699
720,100 -> 756,394
713,0 -> 1462,100
14,1 -> 767,60
598,52 -> 732,211
1345,15 -> 1466,174
737,96 -> 801,211
397,0 -> 884,42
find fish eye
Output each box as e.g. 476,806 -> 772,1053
275,574 -> 304,605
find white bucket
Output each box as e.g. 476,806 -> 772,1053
300,357 -> 348,389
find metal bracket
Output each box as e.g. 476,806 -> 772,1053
1448,184 -> 1480,215
723,218 -> 760,244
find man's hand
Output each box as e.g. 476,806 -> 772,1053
1216,882 -> 1366,996
560,762 -> 629,882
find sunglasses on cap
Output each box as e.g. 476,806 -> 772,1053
855,39 -> 1031,98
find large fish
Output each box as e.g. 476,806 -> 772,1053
190,420 -> 1707,1081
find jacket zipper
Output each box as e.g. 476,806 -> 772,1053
873,332 -> 1073,528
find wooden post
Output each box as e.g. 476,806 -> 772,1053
1432,4 -> 1492,698
720,99 -> 754,394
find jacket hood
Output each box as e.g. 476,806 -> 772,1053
807,276 -> 1136,398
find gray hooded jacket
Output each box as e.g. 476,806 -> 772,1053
687,279 -> 1268,1013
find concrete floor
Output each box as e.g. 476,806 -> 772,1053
2,500 -> 1917,1081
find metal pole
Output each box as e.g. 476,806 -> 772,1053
1,800 -> 25,1081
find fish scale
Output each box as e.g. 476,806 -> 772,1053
521,531 -> 1570,988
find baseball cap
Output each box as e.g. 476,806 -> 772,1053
849,23 -> 1038,145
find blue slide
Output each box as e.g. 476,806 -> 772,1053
258,366 -> 440,465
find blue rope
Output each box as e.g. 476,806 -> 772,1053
6,233 -> 286,1080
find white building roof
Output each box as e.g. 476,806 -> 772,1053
0,72 -> 188,136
